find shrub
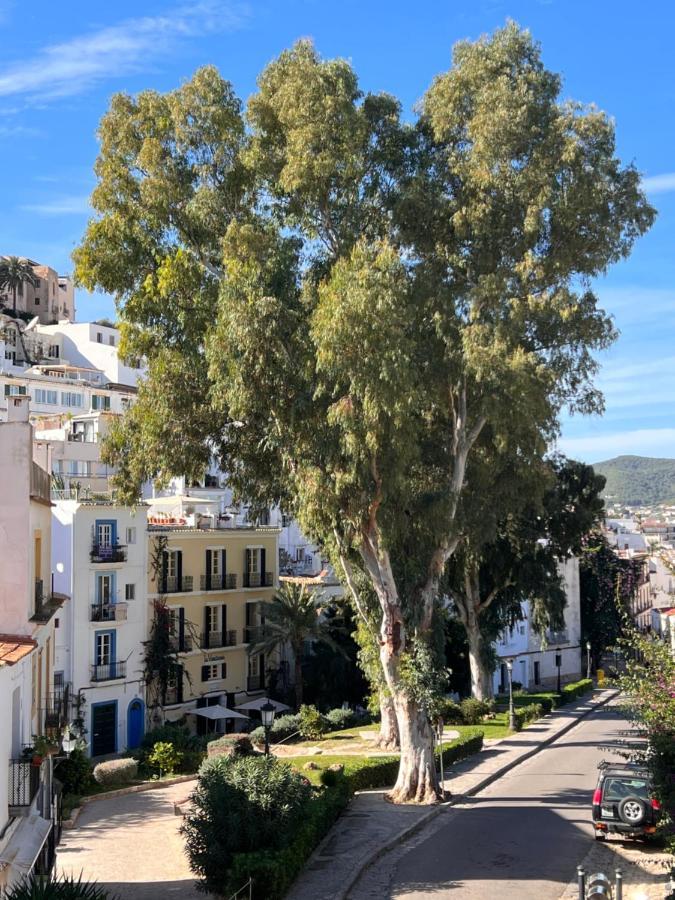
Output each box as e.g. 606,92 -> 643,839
147,741 -> 182,776
141,723 -> 204,753
560,678 -> 593,703
325,708 -> 356,730
250,714 -> 302,747
512,703 -> 544,732
459,698 -> 490,725
4,872 -> 111,899
55,749 -> 93,795
182,755 -> 313,896
298,705 -> 328,741
438,699 -> 464,725
206,734 -> 253,759
92,757 -> 138,786
319,764 -> 345,787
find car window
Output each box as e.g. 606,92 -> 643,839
602,777 -> 649,801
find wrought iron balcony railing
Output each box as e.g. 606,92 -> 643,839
199,573 -> 238,591
90,542 -> 127,563
9,759 -> 40,810
90,603 -> 127,622
162,575 -> 194,594
201,629 -> 238,650
243,572 -> 273,588
91,661 -> 126,681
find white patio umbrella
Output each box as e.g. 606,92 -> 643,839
144,494 -> 220,507
235,697 -> 290,713
188,705 -> 250,721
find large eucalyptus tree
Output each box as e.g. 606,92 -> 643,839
75,25 -> 653,802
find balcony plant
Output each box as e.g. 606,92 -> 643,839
31,734 -> 59,765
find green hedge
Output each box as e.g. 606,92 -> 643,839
224,730 -> 485,899
512,703 -> 544,731
560,678 -> 593,703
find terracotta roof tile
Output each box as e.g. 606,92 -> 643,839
0,634 -> 37,665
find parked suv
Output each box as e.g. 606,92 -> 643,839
592,762 -> 661,840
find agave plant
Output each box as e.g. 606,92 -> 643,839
4,873 -> 113,900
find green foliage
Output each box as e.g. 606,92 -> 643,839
512,703 -> 544,731
250,713 -> 301,747
399,636 -> 450,720
54,749 -> 93,796
560,678 -> 594,703
459,698 -> 492,725
324,708 -> 367,730
594,455 -> 675,506
92,758 -> 138,786
0,256 -> 38,315
302,605 -> 369,711
3,873 -> 111,900
298,705 -> 328,741
147,741 -> 182,776
206,734 -> 253,759
438,698 -> 464,725
141,723 -> 204,753
181,755 -> 313,896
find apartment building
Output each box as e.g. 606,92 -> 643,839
0,260 -> 75,324
146,508 -> 283,735
0,396 -> 65,890
52,501 -> 148,757
493,558 -> 583,693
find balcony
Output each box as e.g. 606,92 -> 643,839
247,674 -> 263,691
164,683 -> 184,705
547,630 -> 569,645
90,542 -> 127,563
91,661 -> 126,682
199,573 -> 238,591
90,602 -> 127,623
30,461 -> 51,505
9,760 -> 40,813
243,572 -> 273,588
169,634 -> 193,653
30,580 -> 61,624
42,684 -> 71,733
244,626 -> 263,644
201,629 -> 238,650
163,575 -> 194,594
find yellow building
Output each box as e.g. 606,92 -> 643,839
146,520 -> 282,734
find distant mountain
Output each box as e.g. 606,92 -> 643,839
593,455 -> 675,507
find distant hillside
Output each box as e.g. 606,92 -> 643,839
594,455 -> 675,507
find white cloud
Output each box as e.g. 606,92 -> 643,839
642,173 -> 675,195
556,428 -> 675,463
0,1 -> 249,101
0,124 -> 41,138
20,195 -> 92,216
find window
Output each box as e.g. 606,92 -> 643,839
534,661 -> 541,685
210,551 -> 220,577
281,513 -> 291,528
48,344 -> 59,358
206,605 -> 222,633
248,655 -> 260,676
166,550 -> 179,577
91,394 -> 111,411
96,332 -> 103,343
68,460 -> 92,476
95,632 -> 112,666
35,388 -> 58,404
61,391 -> 83,408
246,548 -> 261,574
97,573 -> 114,604
126,527 -> 136,545
125,583 -> 135,601
108,335 -> 115,346
34,297 -> 40,305
202,663 -> 224,682
96,522 -> 113,549
4,384 -> 27,396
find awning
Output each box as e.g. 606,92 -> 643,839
144,494 -> 220,507
235,697 -> 290,713
0,814 -> 51,875
189,705 -> 250,721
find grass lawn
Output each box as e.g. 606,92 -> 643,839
454,714 -> 511,741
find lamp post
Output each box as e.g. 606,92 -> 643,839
506,658 -> 516,732
556,649 -> 562,694
260,701 -> 276,757
586,640 -> 592,680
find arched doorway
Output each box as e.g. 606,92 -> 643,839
127,698 -> 145,749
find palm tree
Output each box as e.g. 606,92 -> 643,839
0,256 -> 38,315
251,582 -> 343,708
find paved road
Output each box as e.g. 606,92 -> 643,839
350,701 -> 638,899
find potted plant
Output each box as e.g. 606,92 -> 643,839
31,734 -> 59,765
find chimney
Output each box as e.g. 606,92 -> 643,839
6,394 -> 29,422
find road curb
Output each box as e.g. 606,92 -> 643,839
336,688 -> 619,900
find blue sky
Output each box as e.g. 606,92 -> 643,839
0,0 -> 672,463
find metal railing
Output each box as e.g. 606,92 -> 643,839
163,575 -> 194,593
91,661 -> 126,681
90,542 -> 127,563
90,603 -> 127,622
169,634 -> 193,653
42,684 -> 71,733
201,629 -> 238,650
200,573 -> 238,591
243,572 -> 273,588
30,461 -> 51,504
9,759 -> 40,808
244,626 -> 263,644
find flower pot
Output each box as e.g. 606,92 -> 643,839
32,755 -> 44,766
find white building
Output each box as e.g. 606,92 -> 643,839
493,558 -> 583,694
0,259 -> 75,324
0,396 -> 65,890
52,501 -> 149,757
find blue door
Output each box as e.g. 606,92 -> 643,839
127,699 -> 144,749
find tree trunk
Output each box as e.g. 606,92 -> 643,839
12,285 -> 17,314
294,654 -> 303,708
375,691 -> 399,750
466,620 -> 493,701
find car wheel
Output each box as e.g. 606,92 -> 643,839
618,796 -> 647,826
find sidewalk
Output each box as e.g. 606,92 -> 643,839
286,688 -> 617,900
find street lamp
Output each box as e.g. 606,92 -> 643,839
260,701 -> 276,757
555,649 -> 562,694
61,728 -> 78,756
586,640 -> 592,680
506,658 -> 516,732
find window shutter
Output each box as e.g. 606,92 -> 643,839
221,663 -> 227,679
261,548 -> 266,585
201,665 -> 209,682
221,550 -> 226,585
177,551 -> 183,591
161,551 -> 168,594
205,549 -> 212,590
245,548 -> 250,585
203,607 -> 210,649
178,607 -> 185,651
221,604 -> 227,648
